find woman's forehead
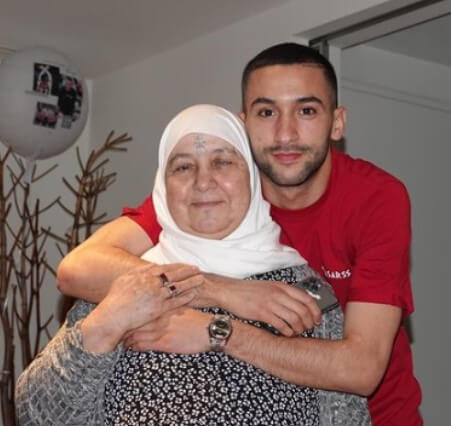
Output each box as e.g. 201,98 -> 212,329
171,132 -> 241,154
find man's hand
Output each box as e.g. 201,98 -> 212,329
192,274 -> 321,336
123,308 -> 211,354
81,264 -> 203,353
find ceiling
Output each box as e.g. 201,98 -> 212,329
367,12 -> 451,67
0,0 -> 291,78
1,0 -> 450,79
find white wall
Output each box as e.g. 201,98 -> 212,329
341,44 -> 451,424
89,0 -> 400,216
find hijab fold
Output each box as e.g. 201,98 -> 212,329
141,104 -> 306,278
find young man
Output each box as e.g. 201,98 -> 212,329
57,43 -> 422,425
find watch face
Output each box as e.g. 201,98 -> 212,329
208,316 -> 232,352
212,319 -> 230,337
209,317 -> 232,339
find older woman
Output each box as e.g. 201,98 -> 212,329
16,105 -> 370,425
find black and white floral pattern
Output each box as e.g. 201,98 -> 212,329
104,266 -> 370,426
16,264 -> 371,425
105,349 -> 319,425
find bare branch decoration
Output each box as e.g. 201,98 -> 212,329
0,131 -> 132,425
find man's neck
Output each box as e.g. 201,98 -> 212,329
262,151 -> 332,210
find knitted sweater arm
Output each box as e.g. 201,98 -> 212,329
15,301 -> 121,426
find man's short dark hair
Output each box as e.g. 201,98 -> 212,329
241,42 -> 338,110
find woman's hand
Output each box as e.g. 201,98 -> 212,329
191,274 -> 321,336
81,264 -> 203,353
123,308 -> 211,354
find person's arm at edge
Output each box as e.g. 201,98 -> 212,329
224,301 -> 401,396
57,216 -> 153,302
15,301 -> 119,425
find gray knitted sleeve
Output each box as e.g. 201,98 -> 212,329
15,300 -> 121,426
307,270 -> 372,426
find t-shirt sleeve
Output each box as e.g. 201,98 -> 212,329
349,180 -> 414,316
122,195 -> 162,245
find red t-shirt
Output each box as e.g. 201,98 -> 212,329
122,148 -> 422,425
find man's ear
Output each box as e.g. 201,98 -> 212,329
330,106 -> 347,141
239,111 -> 246,123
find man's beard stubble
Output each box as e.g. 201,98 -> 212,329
252,141 -> 330,188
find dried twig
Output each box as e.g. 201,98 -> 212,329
0,130 -> 132,425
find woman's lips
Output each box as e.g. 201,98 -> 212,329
191,200 -> 222,208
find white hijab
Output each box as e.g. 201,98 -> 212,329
141,104 -> 306,278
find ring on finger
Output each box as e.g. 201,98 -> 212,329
160,272 -> 170,287
160,273 -> 177,298
166,283 -> 178,298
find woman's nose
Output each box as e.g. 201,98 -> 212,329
194,166 -> 216,191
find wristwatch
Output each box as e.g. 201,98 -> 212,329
208,315 -> 233,352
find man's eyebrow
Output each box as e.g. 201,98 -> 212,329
250,95 -> 324,108
296,96 -> 324,105
250,97 -> 275,108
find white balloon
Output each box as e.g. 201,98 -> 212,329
0,47 -> 89,160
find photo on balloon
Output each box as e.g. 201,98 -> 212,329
57,75 -> 83,128
33,63 -> 62,96
33,102 -> 58,129
0,47 -> 89,159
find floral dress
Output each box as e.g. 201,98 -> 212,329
15,264 -> 371,425
104,265 -> 370,426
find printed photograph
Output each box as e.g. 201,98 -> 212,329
33,102 -> 58,128
58,75 -> 83,127
33,63 -> 62,96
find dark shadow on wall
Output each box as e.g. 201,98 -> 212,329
334,137 -> 346,152
404,316 -> 414,344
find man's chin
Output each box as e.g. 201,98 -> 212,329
271,178 -> 309,187
261,168 -> 310,187
259,158 -> 326,188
